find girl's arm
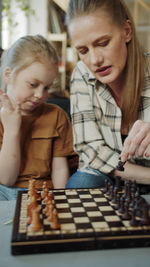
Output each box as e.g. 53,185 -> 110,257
0,92 -> 21,186
51,157 -> 70,188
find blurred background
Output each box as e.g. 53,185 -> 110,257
0,0 -> 150,93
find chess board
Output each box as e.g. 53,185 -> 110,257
11,187 -> 150,255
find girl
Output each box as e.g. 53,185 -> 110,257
0,35 -> 75,200
65,0 -> 150,189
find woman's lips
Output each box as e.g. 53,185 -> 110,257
95,66 -> 112,76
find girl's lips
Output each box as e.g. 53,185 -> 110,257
95,66 -> 112,76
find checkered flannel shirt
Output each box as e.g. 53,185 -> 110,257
70,53 -> 150,174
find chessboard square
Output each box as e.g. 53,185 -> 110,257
70,207 -> 85,213
59,218 -> 74,224
61,223 -> 76,230
83,202 -> 97,207
65,190 -> 77,195
56,203 -> 69,208
74,217 -> 90,223
104,215 -> 120,222
77,189 -> 89,193
87,211 -> 102,217
54,195 -> 67,200
68,198 -> 81,203
76,222 -> 91,229
78,228 -> 93,233
122,221 -> 130,227
58,212 -> 72,218
28,230 -> 43,236
99,206 -> 113,211
79,194 -> 92,199
19,229 -> 26,233
94,198 -> 107,202
92,221 -> 108,229
90,189 -> 102,195
45,230 -> 60,235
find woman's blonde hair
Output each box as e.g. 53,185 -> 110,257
66,0 -> 146,127
0,35 -> 58,91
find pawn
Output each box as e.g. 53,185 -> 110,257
118,196 -> 125,214
27,195 -> 38,224
130,208 -> 137,227
122,200 -> 131,220
41,187 -> 49,200
114,193 -> 121,210
50,209 -> 60,230
103,179 -> 109,194
140,203 -> 150,226
29,207 -> 42,232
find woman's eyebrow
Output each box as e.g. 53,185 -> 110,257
75,35 -> 110,49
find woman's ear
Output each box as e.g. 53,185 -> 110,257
4,67 -> 12,84
124,19 -> 132,43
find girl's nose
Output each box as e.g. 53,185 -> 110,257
34,87 -> 44,99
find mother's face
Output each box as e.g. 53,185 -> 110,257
69,9 -> 132,91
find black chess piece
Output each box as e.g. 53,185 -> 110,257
140,203 -> 150,225
122,200 -> 131,220
114,176 -> 122,192
130,208 -> 138,226
116,160 -> 126,171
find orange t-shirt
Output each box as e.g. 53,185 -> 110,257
0,103 -> 75,188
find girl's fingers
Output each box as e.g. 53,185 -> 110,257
1,94 -> 13,110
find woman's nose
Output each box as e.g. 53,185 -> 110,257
89,48 -> 103,66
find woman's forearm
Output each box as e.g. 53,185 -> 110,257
113,161 -> 150,184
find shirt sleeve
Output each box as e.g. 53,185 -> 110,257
70,63 -> 120,174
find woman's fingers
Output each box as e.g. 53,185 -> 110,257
121,120 -> 150,162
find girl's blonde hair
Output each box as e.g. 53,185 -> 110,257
0,35 -> 58,91
66,0 -> 146,127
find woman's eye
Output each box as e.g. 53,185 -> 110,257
98,40 -> 109,47
78,49 -> 88,55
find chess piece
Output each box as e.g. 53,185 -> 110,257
140,203 -> 150,225
114,176 -> 122,192
122,200 -> 131,220
27,195 -> 38,224
118,196 -> 125,214
29,207 -> 42,231
130,208 -> 137,226
116,160 -> 126,171
50,209 -> 60,230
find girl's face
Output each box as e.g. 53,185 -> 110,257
4,60 -> 57,115
69,9 -> 132,92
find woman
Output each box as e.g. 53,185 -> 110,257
65,0 -> 150,189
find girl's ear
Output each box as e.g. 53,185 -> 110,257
124,19 -> 132,43
4,67 -> 12,83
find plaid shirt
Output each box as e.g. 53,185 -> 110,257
70,53 -> 150,174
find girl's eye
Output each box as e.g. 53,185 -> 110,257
44,86 -> 50,91
29,83 -> 36,88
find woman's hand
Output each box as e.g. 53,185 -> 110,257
121,120 -> 150,162
0,90 -> 21,134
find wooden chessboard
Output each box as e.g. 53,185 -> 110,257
11,184 -> 150,255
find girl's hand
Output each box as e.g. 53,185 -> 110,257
0,90 -> 22,134
121,120 -> 150,162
